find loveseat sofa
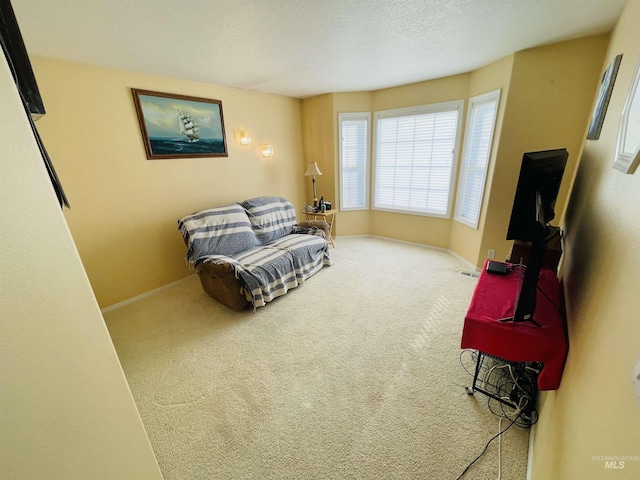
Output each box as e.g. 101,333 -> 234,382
178,196 -> 331,311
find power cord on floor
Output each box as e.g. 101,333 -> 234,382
458,351 -> 541,478
454,410 -> 519,480
495,396 -> 529,479
497,416 -> 503,480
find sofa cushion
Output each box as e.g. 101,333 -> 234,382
240,196 -> 297,244
178,203 -> 260,264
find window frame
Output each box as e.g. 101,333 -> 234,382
454,89 -> 501,229
338,112 -> 371,211
372,100 -> 464,218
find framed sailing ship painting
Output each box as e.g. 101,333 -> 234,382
131,89 -> 228,159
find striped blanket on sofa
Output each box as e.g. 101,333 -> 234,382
197,233 -> 329,308
178,196 -> 330,309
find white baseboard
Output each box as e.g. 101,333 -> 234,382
350,234 -> 479,272
526,422 -> 536,480
101,274 -> 197,314
448,249 -> 481,273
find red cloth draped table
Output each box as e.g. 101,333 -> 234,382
461,260 -> 568,390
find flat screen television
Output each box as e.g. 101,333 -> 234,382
502,148 -> 568,325
507,149 -> 568,241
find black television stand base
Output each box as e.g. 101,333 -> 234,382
497,316 -> 542,328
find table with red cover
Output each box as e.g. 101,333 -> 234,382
461,261 -> 568,390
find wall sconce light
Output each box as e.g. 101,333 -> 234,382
238,129 -> 252,146
261,144 -> 274,158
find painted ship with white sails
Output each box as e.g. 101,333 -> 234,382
178,111 -> 200,142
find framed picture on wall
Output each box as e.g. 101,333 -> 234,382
613,56 -> 640,174
131,89 -> 228,159
587,54 -> 623,141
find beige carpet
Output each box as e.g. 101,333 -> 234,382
104,236 -> 529,479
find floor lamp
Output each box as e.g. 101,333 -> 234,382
304,161 -> 323,207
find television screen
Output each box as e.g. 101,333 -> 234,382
506,149 -> 568,241
0,0 -> 45,117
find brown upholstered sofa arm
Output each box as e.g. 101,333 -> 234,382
197,260 -> 250,311
197,260 -> 235,277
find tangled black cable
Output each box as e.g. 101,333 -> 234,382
461,351 -> 541,423
459,349 -> 479,377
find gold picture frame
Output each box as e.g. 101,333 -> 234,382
132,89 -> 228,159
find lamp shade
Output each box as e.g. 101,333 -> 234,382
304,161 -> 323,176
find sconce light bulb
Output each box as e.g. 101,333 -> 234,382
239,129 -> 252,146
262,144 -> 273,158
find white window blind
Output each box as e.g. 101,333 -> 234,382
455,90 -> 501,228
373,101 -> 463,217
339,113 -> 370,210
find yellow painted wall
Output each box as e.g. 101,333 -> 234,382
372,73 -> 470,111
301,94 -> 333,204
300,93 -> 339,230
32,36 -> 618,309
479,35 -> 610,266
530,1 -> 640,478
448,55 -> 514,264
32,57 -> 306,308
0,52 -> 163,480
304,39 -> 607,260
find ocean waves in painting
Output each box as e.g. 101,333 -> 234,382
149,137 -> 226,156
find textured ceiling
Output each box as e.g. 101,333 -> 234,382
11,0 -> 628,98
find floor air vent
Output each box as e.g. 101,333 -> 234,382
458,270 -> 480,278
